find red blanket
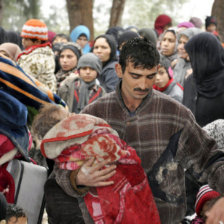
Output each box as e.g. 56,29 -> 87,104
41,114 -> 160,223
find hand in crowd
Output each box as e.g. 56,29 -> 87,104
205,197 -> 224,224
76,158 -> 116,187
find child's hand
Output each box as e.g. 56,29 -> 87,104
76,158 -> 116,187
205,197 -> 224,224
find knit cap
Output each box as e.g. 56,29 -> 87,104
21,19 -> 48,41
154,14 -> 172,36
205,16 -> 217,29
77,53 -> 102,75
195,184 -> 220,216
59,42 -> 82,60
189,17 -> 203,29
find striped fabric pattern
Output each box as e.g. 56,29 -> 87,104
195,184 -> 220,215
21,19 -> 48,40
0,56 -> 66,109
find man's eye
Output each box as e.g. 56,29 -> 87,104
147,75 -> 155,79
131,74 -> 140,79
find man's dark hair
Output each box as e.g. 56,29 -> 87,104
119,37 -> 160,73
6,204 -> 27,222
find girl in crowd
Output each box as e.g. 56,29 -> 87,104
184,32 -> 224,127
159,29 -> 178,69
173,27 -> 202,86
70,25 -> 91,54
153,60 -> 183,103
55,42 -> 82,89
92,34 -> 119,92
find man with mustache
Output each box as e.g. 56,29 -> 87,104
50,38 -> 224,224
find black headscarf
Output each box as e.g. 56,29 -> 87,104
93,34 -> 117,67
185,32 -> 224,98
0,27 -> 8,44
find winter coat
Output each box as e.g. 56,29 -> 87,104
17,43 -> 56,92
58,77 -> 106,113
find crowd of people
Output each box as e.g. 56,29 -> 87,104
0,12 -> 224,224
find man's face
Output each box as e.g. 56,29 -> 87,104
116,61 -> 157,103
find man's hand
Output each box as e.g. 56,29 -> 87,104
76,158 -> 116,187
205,197 -> 224,224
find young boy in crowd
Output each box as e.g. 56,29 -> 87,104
191,185 -> 221,224
17,19 -> 56,92
58,52 -> 106,113
153,60 -> 183,103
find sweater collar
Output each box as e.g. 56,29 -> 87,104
153,78 -> 174,92
17,42 -> 52,60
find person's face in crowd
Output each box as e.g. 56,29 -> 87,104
22,38 -> 41,49
160,31 -> 176,56
79,67 -> 97,83
7,216 -> 28,224
206,24 -> 217,33
116,61 -> 157,106
76,34 -> 88,49
52,36 -> 68,45
178,35 -> 190,60
154,66 -> 170,88
93,38 -> 111,63
59,49 -> 78,71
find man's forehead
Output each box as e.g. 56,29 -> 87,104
125,61 -> 158,73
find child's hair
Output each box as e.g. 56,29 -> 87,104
31,104 -> 68,139
159,59 -> 173,79
5,204 -> 27,222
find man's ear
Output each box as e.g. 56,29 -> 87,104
115,63 -> 123,78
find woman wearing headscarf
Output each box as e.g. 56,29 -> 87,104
92,34 -> 119,92
55,42 -> 82,90
70,25 -> 91,54
154,14 -> 172,37
159,29 -> 178,69
0,43 -> 22,62
0,27 -> 8,45
184,32 -> 224,127
173,28 -> 202,86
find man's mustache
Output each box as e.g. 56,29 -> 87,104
134,88 -> 150,92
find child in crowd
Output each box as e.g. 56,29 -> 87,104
70,25 -> 91,54
58,52 -> 105,113
17,19 -> 56,92
153,60 -> 183,103
55,42 -> 82,89
0,204 -> 28,224
191,185 -> 221,224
